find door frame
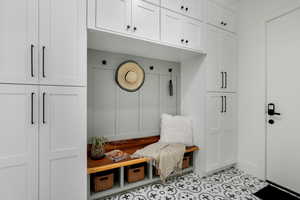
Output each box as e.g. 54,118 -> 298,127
264,3 -> 300,181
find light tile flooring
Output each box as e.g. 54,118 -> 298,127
104,168 -> 268,200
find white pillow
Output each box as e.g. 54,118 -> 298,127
159,114 -> 193,146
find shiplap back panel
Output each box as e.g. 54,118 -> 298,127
87,49 -> 180,141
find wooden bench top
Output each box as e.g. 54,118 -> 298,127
87,136 -> 199,174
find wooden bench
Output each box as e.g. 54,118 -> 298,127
87,136 -> 199,200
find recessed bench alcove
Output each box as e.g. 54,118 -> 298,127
87,136 -> 199,199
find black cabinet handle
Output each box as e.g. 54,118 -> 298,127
181,5 -> 184,10
31,92 -> 35,124
221,21 -> 224,25
185,7 -> 189,11
221,72 -> 224,88
224,22 -> 227,26
185,40 -> 189,44
31,45 -> 34,77
43,92 -> 46,124
225,72 -> 227,88
224,96 -> 227,113
42,46 -> 46,78
221,96 -> 224,113
181,39 -> 184,43
133,27 -> 137,31
126,25 -> 130,30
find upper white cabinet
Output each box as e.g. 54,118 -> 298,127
0,0 -> 38,84
207,0 -> 236,33
205,93 -> 237,172
161,0 -> 203,20
0,85 -> 38,200
161,9 -> 202,51
206,26 -> 237,92
39,0 -> 86,86
95,0 -> 131,34
132,0 -> 160,40
0,0 -> 86,86
94,0 -> 160,41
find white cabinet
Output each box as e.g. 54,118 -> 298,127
0,85 -> 86,200
39,86 -> 86,200
132,0 -> 160,40
161,9 -> 202,51
0,0 -> 86,86
205,93 -> 237,172
0,85 -> 38,200
94,0 -> 160,41
161,0 -> 203,20
206,26 -> 237,92
39,0 -> 86,86
95,0 -> 131,34
207,0 -> 236,33
0,0 -> 38,84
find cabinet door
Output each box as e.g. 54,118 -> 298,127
161,9 -> 184,47
39,0 -> 86,86
132,0 -> 160,41
205,94 -> 223,172
184,0 -> 203,20
0,85 -> 38,200
221,31 -> 237,92
161,0 -> 183,13
182,17 -> 202,50
95,0 -> 131,34
222,8 -> 236,33
207,1 -> 221,27
206,26 -> 222,92
0,0 -> 38,84
220,94 -> 237,167
39,86 -> 86,200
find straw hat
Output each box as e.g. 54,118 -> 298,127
115,61 -> 145,92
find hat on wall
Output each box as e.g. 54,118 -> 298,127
115,61 -> 145,92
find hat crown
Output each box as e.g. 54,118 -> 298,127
125,70 -> 138,84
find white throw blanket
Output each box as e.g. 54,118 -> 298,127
132,142 -> 186,181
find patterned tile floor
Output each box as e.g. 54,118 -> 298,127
104,168 -> 268,200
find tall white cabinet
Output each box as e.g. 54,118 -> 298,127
0,0 -> 86,200
204,1 -> 238,173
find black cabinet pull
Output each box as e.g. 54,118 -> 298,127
31,92 -> 35,124
43,92 -> 46,124
181,39 -> 184,43
126,25 -> 130,30
225,72 -> 227,88
224,96 -> 227,113
31,45 -> 34,77
133,27 -> 137,31
224,22 -> 227,26
221,21 -> 224,25
181,5 -> 184,10
185,7 -> 189,11
221,96 -> 224,113
221,72 -> 224,88
185,40 -> 189,44
42,46 -> 46,78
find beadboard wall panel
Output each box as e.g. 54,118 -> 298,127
87,49 -> 180,141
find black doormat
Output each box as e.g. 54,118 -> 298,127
254,185 -> 300,200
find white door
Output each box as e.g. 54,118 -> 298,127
205,94 -> 223,172
39,0 -> 86,86
39,86 -> 86,200
0,85 -> 38,200
206,26 -> 222,92
161,9 -> 183,47
95,0 -> 131,34
220,94 -> 237,166
182,17 -> 202,51
0,0 -> 38,84
267,8 -> 300,193
132,0 -> 160,41
221,31 -> 237,92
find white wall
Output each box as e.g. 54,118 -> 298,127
87,50 -> 180,141
237,0 -> 300,179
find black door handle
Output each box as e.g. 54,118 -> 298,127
224,96 -> 227,113
268,103 -> 281,116
43,92 -> 46,124
31,92 -> 35,124
31,45 -> 34,77
221,96 -> 224,113
42,46 -> 46,78
224,72 -> 227,89
221,72 -> 224,88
